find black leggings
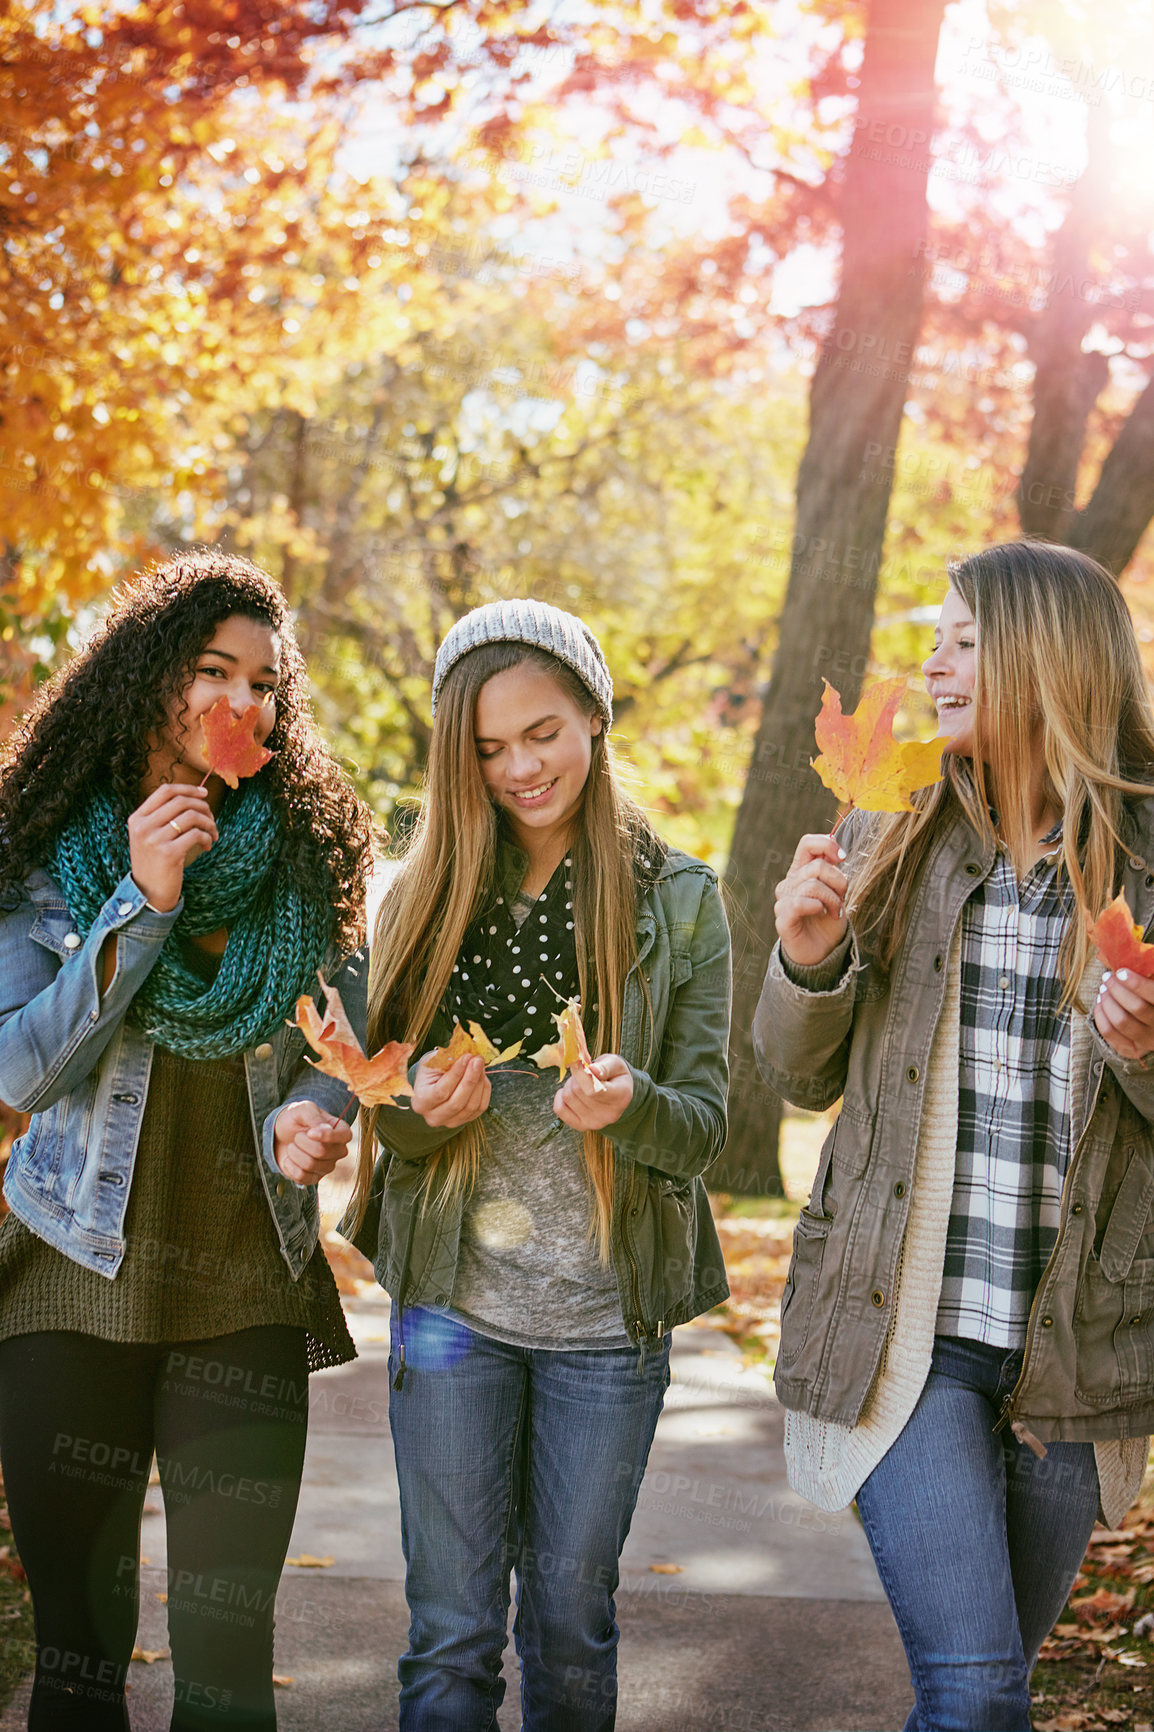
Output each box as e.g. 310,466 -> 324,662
0,1326 -> 309,1732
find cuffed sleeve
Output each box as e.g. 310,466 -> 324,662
752,933 -> 861,1112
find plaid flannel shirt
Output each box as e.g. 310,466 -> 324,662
935,825 -> 1074,1349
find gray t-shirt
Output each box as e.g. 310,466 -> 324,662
448,890 -> 629,1351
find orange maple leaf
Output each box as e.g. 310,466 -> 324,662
812,678 -> 944,814
530,998 -> 606,1091
426,1021 -> 523,1073
1088,892 -> 1154,977
293,976 -> 415,1109
199,696 -> 274,789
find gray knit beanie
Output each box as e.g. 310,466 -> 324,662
432,599 -> 613,725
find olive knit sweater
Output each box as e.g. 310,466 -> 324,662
0,1044 -> 354,1373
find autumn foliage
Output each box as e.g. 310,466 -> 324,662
294,978 -> 414,1110
1089,894 -> 1154,979
426,1022 -> 523,1073
812,678 -> 944,815
531,999 -> 605,1091
198,698 -> 274,789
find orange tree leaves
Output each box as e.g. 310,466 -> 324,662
294,977 -> 414,1109
199,698 -> 274,789
1088,893 -> 1154,978
531,998 -> 605,1091
426,1021 -> 522,1074
812,678 -> 944,814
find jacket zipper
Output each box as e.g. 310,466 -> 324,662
993,1063 -> 1106,1449
391,1208 -> 419,1391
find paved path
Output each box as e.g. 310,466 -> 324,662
2,1296 -> 911,1730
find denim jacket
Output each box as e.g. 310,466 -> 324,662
0,866 -> 364,1280
344,847 -> 733,1357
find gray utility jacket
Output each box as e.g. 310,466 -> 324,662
346,847 -> 732,1361
755,801 -> 1154,1443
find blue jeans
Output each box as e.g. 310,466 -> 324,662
856,1335 -> 1101,1732
388,1306 -> 670,1731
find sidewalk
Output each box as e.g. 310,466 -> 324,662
2,1294 -> 911,1730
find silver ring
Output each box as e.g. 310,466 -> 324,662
169,818 -> 182,836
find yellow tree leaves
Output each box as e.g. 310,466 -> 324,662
812,678 -> 944,814
294,977 -> 414,1109
426,1021 -> 522,1072
1088,893 -> 1154,978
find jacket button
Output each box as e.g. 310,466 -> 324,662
1041,1316 -> 1053,1328
111,1092 -> 139,1105
1071,1202 -> 1083,1216
254,1043 -> 273,1061
906,1065 -> 920,1084
871,1289 -> 886,1308
1130,856 -> 1146,871
1132,1315 -> 1143,1326
893,1181 -> 906,1199
964,862 -> 981,876
275,1180 -> 287,1198
933,954 -> 943,972
63,933 -> 81,950
1146,874 -> 1154,890
117,901 -> 133,917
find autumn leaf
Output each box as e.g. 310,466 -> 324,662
426,1020 -> 523,1073
130,1647 -> 169,1665
285,1554 -> 334,1568
293,976 -> 414,1109
811,678 -> 944,814
199,696 -> 274,789
650,1563 -> 684,1574
530,998 -> 606,1091
1088,892 -> 1154,977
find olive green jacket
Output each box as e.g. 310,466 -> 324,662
343,847 -> 732,1356
754,802 -> 1154,1442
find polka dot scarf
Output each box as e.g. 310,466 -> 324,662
446,855 -> 582,1056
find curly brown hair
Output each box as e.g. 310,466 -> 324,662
0,547 -> 376,947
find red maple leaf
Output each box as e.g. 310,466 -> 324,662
199,696 -> 274,789
293,977 -> 415,1109
1088,893 -> 1154,977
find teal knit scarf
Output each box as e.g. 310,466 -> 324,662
51,783 -> 332,1059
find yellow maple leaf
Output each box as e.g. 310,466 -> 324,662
530,998 -> 605,1091
812,678 -> 944,814
426,1020 -> 522,1073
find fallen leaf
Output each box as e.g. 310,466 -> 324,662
273,1675 -> 294,1687
811,677 -> 943,814
130,1647 -> 169,1665
530,998 -> 605,1090
285,1554 -> 334,1568
426,1020 -> 522,1073
649,1563 -> 684,1574
293,977 -> 414,1109
199,696 -> 274,789
155,1593 -> 168,1603
1088,892 -> 1154,977
1071,1587 -> 1136,1619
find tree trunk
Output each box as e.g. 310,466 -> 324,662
716,0 -> 946,1196
1017,107 -> 1112,543
1068,373 -> 1154,574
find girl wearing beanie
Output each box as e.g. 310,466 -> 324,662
0,549 -> 374,1731
346,599 -> 731,1731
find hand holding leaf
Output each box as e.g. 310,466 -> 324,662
1089,893 -> 1154,977
426,1021 -> 523,1073
531,998 -> 606,1093
812,678 -> 943,819
293,976 -> 415,1109
200,696 -> 274,789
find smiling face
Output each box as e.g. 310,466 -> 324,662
473,661 -> 602,854
145,613 -> 282,795
923,587 -> 979,757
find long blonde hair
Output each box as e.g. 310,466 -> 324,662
850,541 -> 1154,1002
351,643 -> 663,1259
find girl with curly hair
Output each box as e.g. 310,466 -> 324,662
345,599 -> 732,1732
0,548 -> 375,1732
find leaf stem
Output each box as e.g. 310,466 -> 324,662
829,802 -> 854,840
